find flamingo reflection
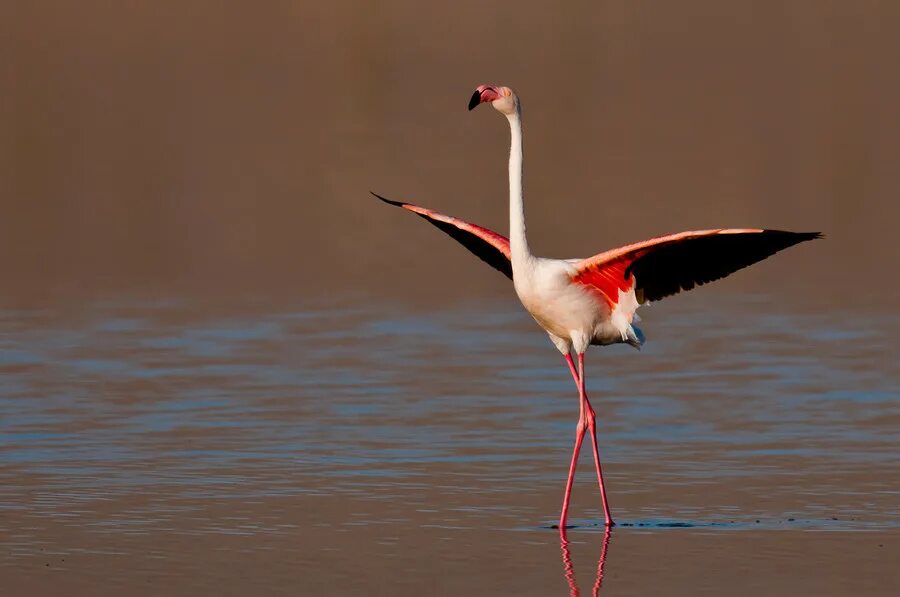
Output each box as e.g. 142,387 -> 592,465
559,527 -> 612,596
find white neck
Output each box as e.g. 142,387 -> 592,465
506,103 -> 531,266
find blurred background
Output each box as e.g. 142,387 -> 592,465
2,1 -> 897,310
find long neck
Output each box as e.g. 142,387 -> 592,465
506,104 -> 531,265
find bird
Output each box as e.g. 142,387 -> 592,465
374,84 -> 820,529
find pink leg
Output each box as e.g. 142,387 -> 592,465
559,387 -> 587,529
560,353 -> 614,528
578,353 -> 615,526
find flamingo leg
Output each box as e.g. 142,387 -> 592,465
560,353 -> 614,528
578,352 -> 615,526
559,374 -> 587,530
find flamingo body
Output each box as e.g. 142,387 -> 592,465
514,255 -> 638,353
374,84 -> 820,529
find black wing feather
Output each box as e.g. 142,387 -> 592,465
626,230 -> 822,302
373,192 -> 513,280
411,217 -> 513,279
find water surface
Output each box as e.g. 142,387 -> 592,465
1,296 -> 897,595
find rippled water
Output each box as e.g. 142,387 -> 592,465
1,296 -> 898,594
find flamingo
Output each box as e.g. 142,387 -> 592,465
374,84 -> 820,529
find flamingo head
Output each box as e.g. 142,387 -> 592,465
468,84 -> 517,116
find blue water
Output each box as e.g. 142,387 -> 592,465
0,296 -> 897,532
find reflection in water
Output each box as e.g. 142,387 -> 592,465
560,527 -> 612,596
561,530 -> 578,595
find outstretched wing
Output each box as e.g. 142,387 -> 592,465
572,229 -> 822,305
373,192 -> 512,280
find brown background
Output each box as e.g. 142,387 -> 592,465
2,1 -> 898,309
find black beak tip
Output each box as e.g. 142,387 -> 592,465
467,90 -> 481,111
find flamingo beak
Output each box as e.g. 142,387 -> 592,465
467,90 -> 482,111
468,85 -> 502,111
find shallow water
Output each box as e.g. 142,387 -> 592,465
1,296 -> 897,595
